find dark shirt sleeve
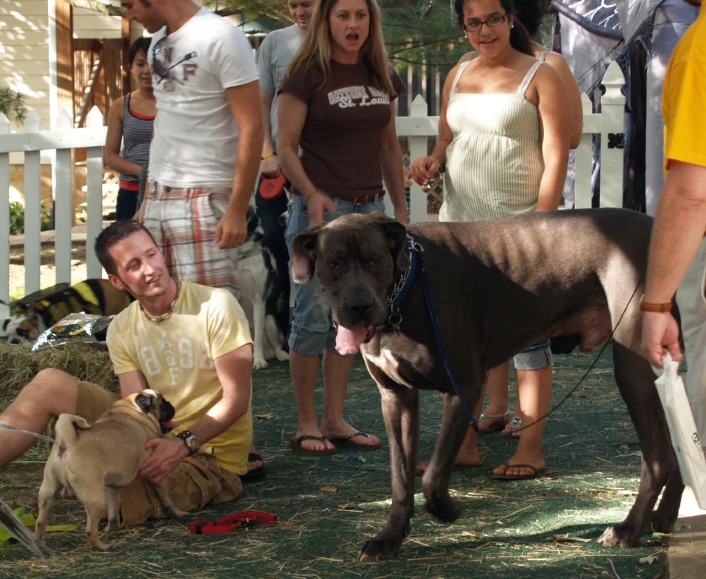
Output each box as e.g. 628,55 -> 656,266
278,64 -> 315,105
391,70 -> 406,101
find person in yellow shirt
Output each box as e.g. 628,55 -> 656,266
641,0 -> 706,448
0,220 -> 254,525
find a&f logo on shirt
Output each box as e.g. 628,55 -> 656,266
140,332 -> 214,385
328,86 -> 390,109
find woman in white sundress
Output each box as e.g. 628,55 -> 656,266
407,0 -> 570,480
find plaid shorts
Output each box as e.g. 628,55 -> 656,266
137,181 -> 239,296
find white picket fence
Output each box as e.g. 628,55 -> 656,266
0,61 -> 626,318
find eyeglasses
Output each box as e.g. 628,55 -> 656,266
462,13 -> 507,33
151,37 -> 197,90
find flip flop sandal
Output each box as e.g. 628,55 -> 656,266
501,415 -> 522,439
493,461 -> 546,480
478,409 -> 511,434
289,435 -> 336,455
327,430 -> 382,450
240,452 -> 267,482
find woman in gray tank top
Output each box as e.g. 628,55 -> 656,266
105,37 -> 157,220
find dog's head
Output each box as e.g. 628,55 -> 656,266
133,389 -> 178,433
1,309 -> 44,344
291,212 -> 409,355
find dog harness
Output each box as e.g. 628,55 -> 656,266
188,510 -> 277,534
386,235 -> 480,434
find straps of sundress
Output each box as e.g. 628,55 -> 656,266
516,60 -> 544,97
450,61 -> 471,95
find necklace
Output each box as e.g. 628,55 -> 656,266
142,282 -> 181,323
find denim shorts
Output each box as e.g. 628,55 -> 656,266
285,194 -> 386,356
513,339 -> 553,371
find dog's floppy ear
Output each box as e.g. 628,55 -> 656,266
291,223 -> 326,284
370,211 -> 410,272
135,392 -> 155,414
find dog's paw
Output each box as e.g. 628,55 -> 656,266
252,357 -> 268,371
274,350 -> 289,362
168,507 -> 189,519
425,488 -> 463,523
358,536 -> 402,562
597,524 -> 640,548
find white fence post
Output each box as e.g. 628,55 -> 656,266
54,109 -> 74,284
599,61 -> 626,209
409,95 -> 431,224
23,111 -> 42,295
0,114 -> 9,319
85,106 -> 105,278
575,93 -> 598,209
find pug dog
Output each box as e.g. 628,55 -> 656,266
35,389 -> 188,551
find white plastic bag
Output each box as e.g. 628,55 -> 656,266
654,352 -> 706,509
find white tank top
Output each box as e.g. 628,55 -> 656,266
439,58 -> 546,223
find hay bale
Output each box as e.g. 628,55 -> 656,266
0,342 -> 118,413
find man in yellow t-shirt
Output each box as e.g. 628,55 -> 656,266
0,220 -> 254,525
642,0 -> 706,447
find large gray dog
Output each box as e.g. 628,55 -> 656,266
291,209 -> 683,561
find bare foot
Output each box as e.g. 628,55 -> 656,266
492,454 -> 546,478
292,428 -> 336,453
247,444 -> 264,473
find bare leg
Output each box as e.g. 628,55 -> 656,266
480,362 -> 511,431
0,369 -> 79,468
290,350 -> 334,452
493,367 -> 552,477
321,350 -> 381,447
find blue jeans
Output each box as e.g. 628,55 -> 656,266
285,194 -> 386,356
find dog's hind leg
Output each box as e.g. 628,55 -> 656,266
35,471 -> 61,547
422,392 -> 475,523
358,380 -> 419,562
265,315 -> 289,362
598,343 -> 679,548
103,488 -> 122,533
83,496 -> 110,551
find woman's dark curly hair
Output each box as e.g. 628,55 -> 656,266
454,0 -> 534,56
514,0 -> 550,37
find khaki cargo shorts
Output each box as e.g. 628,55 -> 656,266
72,380 -> 242,526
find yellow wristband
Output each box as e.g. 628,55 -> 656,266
262,152 -> 276,160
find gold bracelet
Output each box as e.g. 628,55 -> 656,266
262,152 -> 276,160
639,295 -> 672,313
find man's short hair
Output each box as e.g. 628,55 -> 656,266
94,220 -> 158,276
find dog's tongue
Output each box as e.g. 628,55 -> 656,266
160,420 -> 178,431
335,323 -> 367,355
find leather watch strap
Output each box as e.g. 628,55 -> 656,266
639,295 -> 672,313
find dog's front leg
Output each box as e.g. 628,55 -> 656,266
422,393 -> 473,523
252,297 -> 268,370
359,383 -> 419,562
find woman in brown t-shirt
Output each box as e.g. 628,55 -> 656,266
278,0 -> 408,455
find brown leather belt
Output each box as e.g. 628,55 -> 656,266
348,191 -> 386,205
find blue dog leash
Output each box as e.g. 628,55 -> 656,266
388,236 -> 480,434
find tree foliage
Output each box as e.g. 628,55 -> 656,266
0,87 -> 27,125
213,0 -> 469,71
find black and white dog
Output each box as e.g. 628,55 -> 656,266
234,208 -> 289,370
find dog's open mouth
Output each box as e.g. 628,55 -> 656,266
335,322 -> 375,356
160,420 -> 178,433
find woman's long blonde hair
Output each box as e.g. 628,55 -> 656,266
287,0 -> 395,94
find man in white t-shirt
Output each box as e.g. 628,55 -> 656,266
122,0 -> 262,293
121,0 -> 265,477
255,0 -> 316,340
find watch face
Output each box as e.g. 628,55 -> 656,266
187,436 -> 199,450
